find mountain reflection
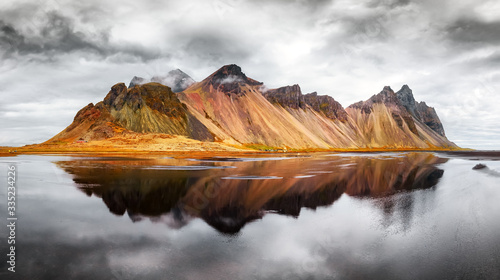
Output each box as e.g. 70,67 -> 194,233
57,153 -> 447,234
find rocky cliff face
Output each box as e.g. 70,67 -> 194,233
263,86 -> 349,122
303,92 -> 348,122
263,84 -> 306,109
396,85 -> 420,118
416,101 -> 446,137
396,85 -> 446,137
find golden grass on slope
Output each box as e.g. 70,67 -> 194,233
0,133 -> 250,156
0,141 -> 465,158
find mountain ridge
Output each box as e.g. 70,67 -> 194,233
46,64 -> 457,151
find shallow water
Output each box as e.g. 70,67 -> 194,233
1,152 -> 500,279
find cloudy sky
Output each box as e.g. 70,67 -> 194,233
1,0 -> 500,149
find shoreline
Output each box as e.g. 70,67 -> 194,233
0,143 -> 472,158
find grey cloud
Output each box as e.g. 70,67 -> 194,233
250,0 -> 333,10
458,51 -> 500,71
446,18 -> 500,45
341,15 -> 392,42
40,12 -> 106,52
0,12 -> 103,58
73,4 -> 107,23
367,0 -> 411,9
0,10 -> 161,62
178,32 -> 253,65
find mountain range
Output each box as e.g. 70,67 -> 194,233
47,64 -> 457,150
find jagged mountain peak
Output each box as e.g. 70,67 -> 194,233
370,86 -> 402,106
151,69 -> 196,93
213,64 -> 245,77
128,69 -> 196,93
168,68 -> 187,75
394,86 -> 446,137
400,84 -> 411,91
396,85 -> 414,100
396,84 -> 419,118
202,64 -> 263,95
128,76 -> 147,88
383,86 -> 394,92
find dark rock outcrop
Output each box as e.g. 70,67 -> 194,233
416,101 -> 446,137
104,83 -> 130,111
473,163 -> 487,170
396,85 -> 446,137
304,92 -> 348,122
202,64 -> 263,95
263,84 -> 306,109
396,85 -> 421,119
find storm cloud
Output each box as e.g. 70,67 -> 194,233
1,0 -> 499,149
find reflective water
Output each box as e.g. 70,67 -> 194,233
1,152 -> 500,279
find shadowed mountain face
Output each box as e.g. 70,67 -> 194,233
416,101 -> 446,137
57,153 -> 447,234
48,64 -> 456,149
396,85 -> 446,137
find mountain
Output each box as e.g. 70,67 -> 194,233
128,69 -> 195,92
346,86 -> 451,148
47,64 -> 457,150
47,82 -> 213,143
178,65 -> 362,148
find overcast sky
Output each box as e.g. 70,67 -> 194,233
1,0 -> 500,149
